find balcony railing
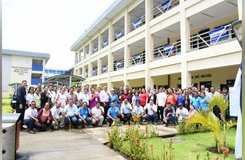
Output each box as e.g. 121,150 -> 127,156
189,23 -> 236,51
84,72 -> 88,78
93,47 -> 98,53
92,70 -> 97,76
129,15 -> 145,32
153,40 -> 181,60
103,40 -> 108,47
114,60 -> 124,71
32,64 -> 43,71
101,66 -> 107,74
153,0 -> 179,19
114,29 -> 125,41
130,52 -> 146,66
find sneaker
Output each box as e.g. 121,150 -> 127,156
28,130 -> 36,134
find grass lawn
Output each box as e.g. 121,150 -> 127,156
2,98 -> 14,113
121,128 -> 236,160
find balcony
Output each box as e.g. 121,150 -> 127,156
101,66 -> 107,74
115,29 -> 125,41
130,52 -> 146,66
114,59 -> 124,71
153,40 -> 181,60
32,64 -> 43,71
129,15 -> 145,32
152,0 -> 179,19
189,23 -> 236,51
92,69 -> 97,77
31,78 -> 42,85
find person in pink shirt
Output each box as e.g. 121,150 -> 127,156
89,87 -> 100,109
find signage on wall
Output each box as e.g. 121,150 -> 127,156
178,74 -> 212,80
12,66 -> 31,75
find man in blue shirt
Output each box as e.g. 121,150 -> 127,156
120,99 -> 132,125
107,102 -> 120,126
190,91 -> 201,110
78,102 -> 92,127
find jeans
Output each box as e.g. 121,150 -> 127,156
24,119 -> 40,130
157,106 -> 164,121
78,117 -> 92,126
92,116 -> 104,126
107,117 -> 119,127
64,116 -> 79,127
120,113 -> 132,125
146,113 -> 158,123
165,115 -> 177,126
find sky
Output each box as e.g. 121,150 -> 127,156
3,0 -> 115,70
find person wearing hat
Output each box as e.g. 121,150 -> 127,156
163,102 -> 177,126
176,103 -> 188,123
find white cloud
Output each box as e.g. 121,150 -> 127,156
3,0 -> 115,70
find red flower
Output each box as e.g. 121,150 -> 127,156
223,147 -> 229,156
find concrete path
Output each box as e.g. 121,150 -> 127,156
84,125 -> 178,144
16,130 -> 125,160
16,125 -> 177,160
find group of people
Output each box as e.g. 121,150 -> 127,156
15,80 -> 229,134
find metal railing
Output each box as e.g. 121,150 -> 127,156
129,15 -> 145,32
101,66 -> 107,74
130,52 -> 146,66
114,59 -> 124,71
189,23 -> 236,51
114,29 -> 125,41
84,72 -> 88,78
153,40 -> 181,60
153,0 -> 179,19
92,69 -> 97,76
103,40 -> 108,47
93,47 -> 98,53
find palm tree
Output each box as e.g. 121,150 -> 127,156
186,95 -> 236,153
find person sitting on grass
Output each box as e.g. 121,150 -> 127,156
107,102 -> 120,127
62,99 -> 79,129
78,102 -> 93,127
23,101 -> 41,134
51,101 -> 65,130
163,102 -> 177,126
120,98 -> 132,125
144,99 -> 158,125
132,100 -> 144,124
91,102 -> 104,127
175,103 -> 188,124
37,102 -> 53,131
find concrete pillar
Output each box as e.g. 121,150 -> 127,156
107,22 -> 114,90
124,8 -> 131,35
109,22 -> 114,44
145,0 -> 154,90
42,59 -> 46,82
180,0 -> 191,89
237,0 -> 242,20
98,35 -> 102,50
97,58 -> 102,75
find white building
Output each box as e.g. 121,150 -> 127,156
2,49 -> 50,97
71,0 -> 242,90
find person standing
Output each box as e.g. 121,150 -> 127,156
40,86 -> 49,108
99,86 -> 110,122
156,87 -> 167,122
34,88 -> 41,112
89,87 -> 100,109
16,80 -> 28,129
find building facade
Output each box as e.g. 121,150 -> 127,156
71,0 -> 242,90
2,49 -> 50,97
44,69 -> 71,81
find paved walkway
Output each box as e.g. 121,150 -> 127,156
16,125 -> 177,160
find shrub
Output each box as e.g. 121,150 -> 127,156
144,124 -> 159,138
107,126 -> 124,151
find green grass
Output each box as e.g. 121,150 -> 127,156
2,98 -> 14,113
120,129 -> 236,160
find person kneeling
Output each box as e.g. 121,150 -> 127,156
62,99 -> 79,129
120,99 -> 132,125
78,102 -> 93,127
144,99 -> 158,124
132,101 -> 144,124
107,102 -> 120,127
24,101 -> 41,134
163,102 -> 177,126
37,102 -> 53,131
91,102 -> 104,127
51,101 -> 65,130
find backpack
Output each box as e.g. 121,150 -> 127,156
11,91 -> 18,109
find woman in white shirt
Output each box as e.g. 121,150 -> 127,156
26,86 -> 35,107
34,88 -> 41,111
56,89 -> 67,108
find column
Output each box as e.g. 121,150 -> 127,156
42,59 -> 46,82
145,0 -> 154,90
97,58 -> 102,75
98,35 -> 102,50
107,22 -> 114,90
237,0 -> 242,20
180,0 -> 191,89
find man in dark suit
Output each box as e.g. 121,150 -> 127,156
16,80 -> 28,128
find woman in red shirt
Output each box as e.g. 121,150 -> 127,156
139,88 -> 148,106
165,88 -> 177,109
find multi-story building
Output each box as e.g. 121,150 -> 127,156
71,0 -> 242,90
2,49 -> 50,97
